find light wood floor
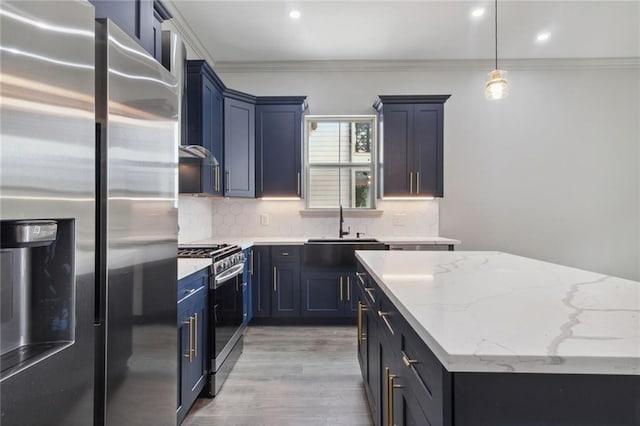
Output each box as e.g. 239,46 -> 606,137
184,325 -> 373,426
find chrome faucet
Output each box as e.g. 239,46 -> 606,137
339,205 -> 350,238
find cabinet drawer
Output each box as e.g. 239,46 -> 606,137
399,322 -> 449,426
271,245 -> 301,262
178,269 -> 208,302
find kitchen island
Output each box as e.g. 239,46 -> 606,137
354,250 -> 640,426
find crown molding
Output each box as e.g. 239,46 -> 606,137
214,58 -> 640,73
161,1 -> 217,67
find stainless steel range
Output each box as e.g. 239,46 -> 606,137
178,244 -> 245,396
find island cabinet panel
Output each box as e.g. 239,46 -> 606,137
355,267 -> 381,426
356,256 -> 640,426
271,246 -> 301,317
224,91 -> 256,198
255,97 -> 307,198
375,95 -> 450,198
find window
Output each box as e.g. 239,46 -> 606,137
305,115 -> 376,209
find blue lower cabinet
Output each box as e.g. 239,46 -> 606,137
301,270 -> 359,318
177,269 -> 208,425
301,271 -> 343,317
271,260 -> 301,317
251,246 -> 271,318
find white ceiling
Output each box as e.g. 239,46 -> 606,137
171,1 -> 640,62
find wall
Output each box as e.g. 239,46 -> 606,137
214,63 -> 640,280
179,197 -> 439,242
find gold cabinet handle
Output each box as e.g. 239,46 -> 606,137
402,354 -> 418,368
216,165 -> 220,191
346,276 -> 351,301
364,287 -> 375,303
184,316 -> 193,362
339,276 -> 343,301
416,171 -> 420,194
357,302 -> 362,345
409,172 -> 414,194
297,172 -> 301,196
385,368 -> 396,426
273,267 -> 277,292
193,313 -> 198,358
378,311 -> 395,335
225,170 -> 230,192
357,301 -> 367,345
355,271 -> 366,285
250,250 -> 254,276
385,367 -> 403,426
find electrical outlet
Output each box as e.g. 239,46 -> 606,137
392,214 -> 406,226
260,213 -> 270,226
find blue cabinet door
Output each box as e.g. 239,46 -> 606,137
251,246 -> 271,317
255,98 -> 306,197
301,271 -> 343,317
184,61 -> 225,195
382,103 -> 414,196
177,270 -> 208,425
271,261 -> 300,317
224,94 -> 255,197
414,103 -> 444,197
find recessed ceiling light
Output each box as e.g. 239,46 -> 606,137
536,32 -> 551,42
289,10 -> 301,19
471,8 -> 485,18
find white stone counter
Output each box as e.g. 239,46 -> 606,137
355,250 -> 640,375
177,258 -> 211,281
183,236 -> 461,250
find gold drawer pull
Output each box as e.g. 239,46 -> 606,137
378,310 -> 395,335
339,276 -> 344,301
402,354 -> 418,368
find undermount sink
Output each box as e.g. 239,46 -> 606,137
307,238 -> 380,243
304,238 -> 386,267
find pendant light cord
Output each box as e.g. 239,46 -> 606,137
494,0 -> 498,70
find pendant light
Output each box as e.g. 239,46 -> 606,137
485,0 -> 508,100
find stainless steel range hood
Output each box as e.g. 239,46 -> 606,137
179,145 -> 217,165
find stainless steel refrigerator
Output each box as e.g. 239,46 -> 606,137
0,2 -> 179,425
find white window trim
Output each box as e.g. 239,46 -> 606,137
304,115 -> 378,210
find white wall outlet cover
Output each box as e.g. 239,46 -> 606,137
392,214 -> 406,226
260,213 -> 270,226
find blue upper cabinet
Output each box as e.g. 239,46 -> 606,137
374,95 -> 450,198
224,89 -> 256,198
183,60 -> 225,195
255,97 -> 308,198
90,0 -> 171,63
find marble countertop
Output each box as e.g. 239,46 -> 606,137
182,236 -> 461,250
177,258 -> 211,281
355,250 -> 640,375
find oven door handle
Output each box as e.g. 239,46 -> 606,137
214,263 -> 245,287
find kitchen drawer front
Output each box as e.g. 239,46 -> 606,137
178,269 -> 208,302
399,321 -> 450,426
271,245 -> 301,262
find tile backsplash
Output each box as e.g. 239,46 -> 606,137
179,196 -> 439,243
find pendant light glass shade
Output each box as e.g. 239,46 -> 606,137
486,0 -> 508,100
485,69 -> 508,100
